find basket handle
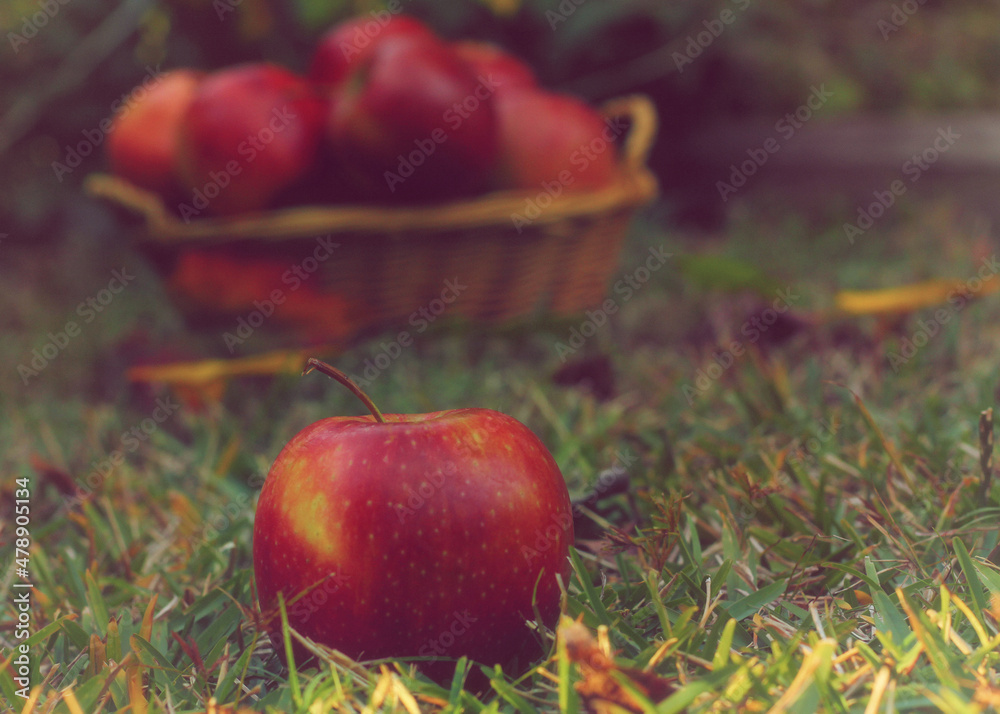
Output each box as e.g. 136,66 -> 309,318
600,94 -> 658,172
84,173 -> 175,233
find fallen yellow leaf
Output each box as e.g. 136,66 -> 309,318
127,348 -> 318,386
835,277 -> 1000,316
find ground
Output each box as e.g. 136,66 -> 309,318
5,177 -> 1000,711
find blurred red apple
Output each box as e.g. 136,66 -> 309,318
493,88 -> 621,193
106,69 -> 202,196
176,63 -> 325,217
327,35 -> 499,202
309,13 -> 436,88
253,360 -> 573,682
452,41 -> 536,96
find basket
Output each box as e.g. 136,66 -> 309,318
85,94 -> 659,347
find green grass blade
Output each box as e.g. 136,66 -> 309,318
85,570 -> 109,637
870,590 -> 911,646
952,537 -> 987,622
0,657 -> 16,709
972,560 -> 1000,596
278,593 -> 302,707
656,679 -> 716,714
569,548 -> 613,629
490,669 -> 539,714
712,618 -> 737,670
557,619 -> 579,714
724,581 -> 786,621
214,640 -> 254,702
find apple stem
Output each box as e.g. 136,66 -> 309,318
303,358 -> 386,423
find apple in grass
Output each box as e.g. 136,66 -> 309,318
106,69 -> 203,196
253,359 -> 573,682
176,63 -> 325,216
326,35 -> 500,202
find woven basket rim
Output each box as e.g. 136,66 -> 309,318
84,94 -> 659,244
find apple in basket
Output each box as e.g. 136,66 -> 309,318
106,69 -> 203,196
309,14 -> 436,89
451,41 -> 537,97
253,359 -> 574,682
492,88 -> 621,193
326,34 -> 500,202
176,63 -> 325,216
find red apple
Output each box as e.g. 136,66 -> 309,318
176,63 -> 325,216
327,35 -> 499,202
253,360 -> 574,682
493,88 -> 621,193
106,69 -> 202,196
309,13 -> 436,88
452,41 -> 537,96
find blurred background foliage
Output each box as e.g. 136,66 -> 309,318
3,0 -> 1000,247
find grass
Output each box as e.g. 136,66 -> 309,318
5,188 -> 1000,712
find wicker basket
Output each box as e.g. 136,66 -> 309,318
85,94 -> 658,346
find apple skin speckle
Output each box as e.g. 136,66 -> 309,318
252,408 -> 573,680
